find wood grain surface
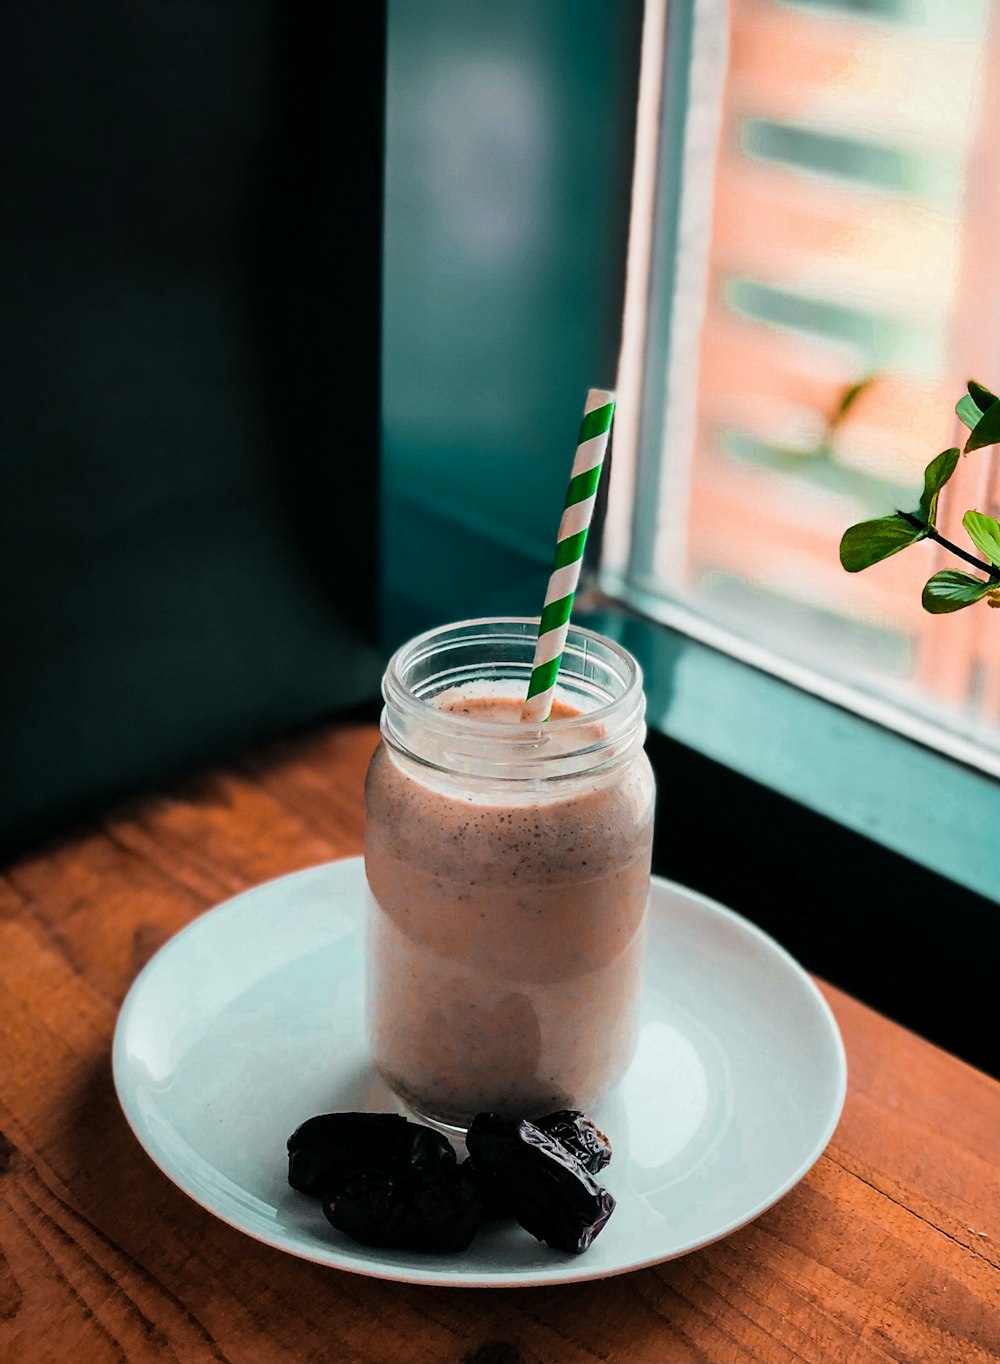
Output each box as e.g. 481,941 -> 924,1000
1,721 -> 998,1364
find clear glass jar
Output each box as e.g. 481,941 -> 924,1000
364,617 -> 655,1128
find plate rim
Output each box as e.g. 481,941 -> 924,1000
112,856 -> 848,1288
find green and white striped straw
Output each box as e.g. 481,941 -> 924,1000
521,388 -> 616,722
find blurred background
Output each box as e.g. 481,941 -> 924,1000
1,0 -> 996,1072
606,0 -> 1000,772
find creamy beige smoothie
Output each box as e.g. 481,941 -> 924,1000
365,693 -> 654,1127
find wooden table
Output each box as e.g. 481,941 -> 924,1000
2,721 -> 998,1364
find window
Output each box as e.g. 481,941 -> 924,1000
604,0 -> 1000,776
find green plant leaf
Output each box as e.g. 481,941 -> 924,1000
964,400 -> 1000,452
916,447 -> 960,526
839,514 -> 925,572
963,509 -> 1000,568
921,570 -> 993,613
956,394 -> 983,430
830,374 -> 875,429
968,379 -> 998,413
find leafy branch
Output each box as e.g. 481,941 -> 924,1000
839,379 -> 1000,613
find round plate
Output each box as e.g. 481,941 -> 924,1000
112,857 -> 846,1287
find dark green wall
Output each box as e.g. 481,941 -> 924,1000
0,3 -> 385,855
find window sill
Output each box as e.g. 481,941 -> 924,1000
585,603 -> 999,907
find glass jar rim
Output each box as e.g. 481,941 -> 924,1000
382,616 -> 645,759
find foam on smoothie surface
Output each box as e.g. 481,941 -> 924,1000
437,694 -> 582,722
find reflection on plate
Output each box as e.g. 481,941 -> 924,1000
112,857 -> 846,1288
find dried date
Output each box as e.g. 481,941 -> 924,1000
322,1161 -> 480,1253
287,1111 -> 455,1199
536,1110 -> 612,1174
466,1112 -> 615,1254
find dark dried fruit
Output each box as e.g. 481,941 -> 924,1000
322,1161 -> 480,1253
536,1110 -> 613,1174
477,1110 -> 613,1218
476,1160 -> 516,1221
466,1112 -> 615,1253
287,1112 -> 455,1198
288,1107 -> 615,1257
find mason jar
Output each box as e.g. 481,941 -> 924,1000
364,617 -> 655,1129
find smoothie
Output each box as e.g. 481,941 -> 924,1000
365,694 -> 654,1127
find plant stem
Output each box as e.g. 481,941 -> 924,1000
897,511 -> 1000,582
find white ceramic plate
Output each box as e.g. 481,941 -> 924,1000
112,857 -> 846,1287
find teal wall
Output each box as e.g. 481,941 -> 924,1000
382,0 -> 643,641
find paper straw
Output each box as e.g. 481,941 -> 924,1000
521,388 -> 616,722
